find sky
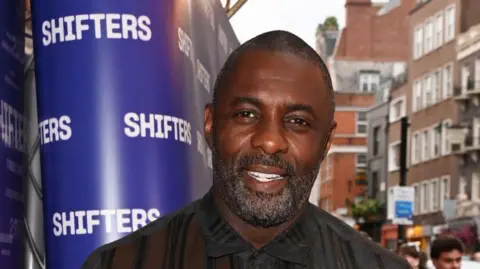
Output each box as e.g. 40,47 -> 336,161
226,0 -> 387,49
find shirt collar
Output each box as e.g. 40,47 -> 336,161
196,190 -> 318,265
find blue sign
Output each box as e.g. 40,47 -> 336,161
395,201 -> 413,220
0,0 -> 25,267
30,0 -> 238,268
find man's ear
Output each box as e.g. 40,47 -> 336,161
204,104 -> 214,149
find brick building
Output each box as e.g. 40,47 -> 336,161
384,0 -> 461,252
446,0 -> 480,250
315,0 -> 414,221
318,92 -> 375,214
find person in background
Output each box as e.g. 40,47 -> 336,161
430,236 -> 464,269
471,250 -> 480,262
398,244 -> 428,269
398,245 -> 420,269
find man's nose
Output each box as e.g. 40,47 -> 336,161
250,119 -> 288,155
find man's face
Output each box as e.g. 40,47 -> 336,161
432,250 -> 462,269
204,50 -> 335,228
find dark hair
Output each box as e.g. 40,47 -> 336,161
399,245 -> 420,259
430,236 -> 465,260
212,30 -> 335,123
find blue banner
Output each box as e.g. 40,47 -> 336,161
0,0 -> 25,267
30,0 -> 238,268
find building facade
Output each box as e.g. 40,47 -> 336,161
385,0 -> 462,251
318,92 -> 375,214
446,0 -> 480,252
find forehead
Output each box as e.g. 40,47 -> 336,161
219,49 -> 328,105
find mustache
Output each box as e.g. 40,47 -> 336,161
235,153 -> 295,176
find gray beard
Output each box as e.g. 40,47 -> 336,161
212,149 -> 319,228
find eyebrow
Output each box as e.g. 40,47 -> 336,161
230,96 -> 314,115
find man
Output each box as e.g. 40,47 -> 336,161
430,236 -> 464,269
82,30 -> 410,269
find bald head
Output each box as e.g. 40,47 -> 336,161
212,30 -> 335,121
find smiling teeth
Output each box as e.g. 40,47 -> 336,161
247,171 -> 284,182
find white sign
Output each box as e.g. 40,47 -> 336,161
388,186 -> 415,225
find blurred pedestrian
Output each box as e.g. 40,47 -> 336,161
430,236 -> 464,269
471,251 -> 480,262
398,244 -> 427,269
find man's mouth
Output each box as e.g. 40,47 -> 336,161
247,171 -> 284,182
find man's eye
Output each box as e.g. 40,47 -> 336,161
287,118 -> 308,126
235,111 -> 256,118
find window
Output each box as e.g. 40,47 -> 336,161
373,126 -> 380,156
440,175 -> 451,209
430,179 -> 439,212
413,80 -> 423,112
472,173 -> 480,202
414,25 -> 424,59
389,142 -> 401,171
434,12 -> 444,48
389,96 -> 406,122
421,182 -> 429,213
413,184 -> 421,215
442,119 -> 452,155
356,112 -> 367,134
359,72 -> 380,92
356,154 -> 367,169
424,75 -> 432,107
424,19 -> 433,53
434,70 -> 441,103
445,5 -> 456,42
412,132 -> 421,164
443,64 -> 452,99
433,124 -> 442,158
422,130 -> 430,161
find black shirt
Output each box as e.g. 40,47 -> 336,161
81,191 -> 411,269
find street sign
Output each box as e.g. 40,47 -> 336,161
391,186 -> 415,225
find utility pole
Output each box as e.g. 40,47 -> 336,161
397,116 -> 409,247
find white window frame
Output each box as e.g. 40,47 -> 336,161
356,111 -> 368,136
445,5 -> 456,42
423,74 -> 432,107
430,178 -> 440,212
421,181 -> 429,214
472,172 -> 480,202
411,132 -> 421,164
413,25 -> 424,60
359,72 -> 380,92
424,18 -> 434,54
433,69 -> 442,103
434,11 -> 444,49
443,63 -> 453,99
432,123 -> 442,158
388,141 -> 401,172
389,96 -> 406,123
440,175 -> 451,209
441,119 -> 452,155
422,129 -> 430,161
413,183 -> 421,215
412,80 -> 423,112
356,153 -> 367,170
